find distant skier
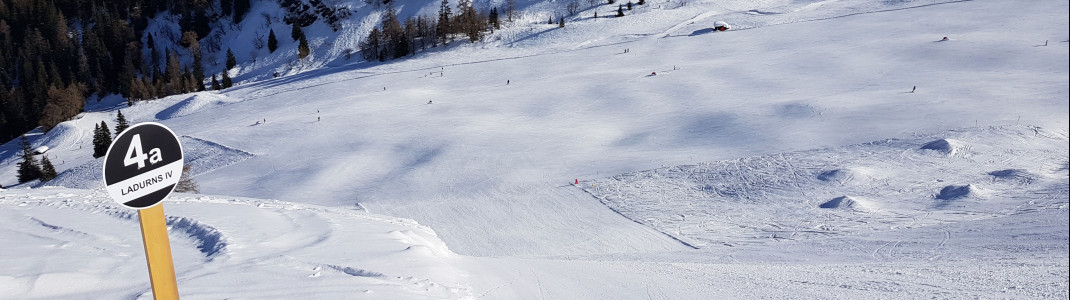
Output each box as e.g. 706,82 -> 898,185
427,100 -> 433,104
507,80 -> 510,85
911,86 -> 916,93
940,36 -> 949,41
651,71 -> 657,76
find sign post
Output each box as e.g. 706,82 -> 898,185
103,122 -> 183,300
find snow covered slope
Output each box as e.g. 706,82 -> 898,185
0,0 -> 1067,298
583,125 -> 1069,248
0,188 -> 470,299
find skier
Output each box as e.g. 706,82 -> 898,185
940,36 -> 949,41
651,71 -> 657,76
427,100 -> 433,104
911,86 -> 916,93
507,80 -> 510,85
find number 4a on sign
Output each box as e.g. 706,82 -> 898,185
125,134 -> 163,169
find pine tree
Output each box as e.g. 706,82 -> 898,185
92,123 -> 103,158
17,135 -> 43,183
234,0 -> 251,24
291,22 -> 303,41
627,1 -> 633,10
226,48 -> 237,70
40,156 -> 58,182
221,72 -> 233,88
268,29 -> 279,53
638,0 -> 645,5
490,8 -> 500,30
221,0 -> 234,17
548,16 -> 553,24
115,110 -> 130,136
174,165 -> 200,193
457,0 -> 483,42
234,0 -> 250,23
211,75 -> 221,90
93,121 -> 112,158
437,0 -> 452,44
506,0 -> 517,22
381,4 -> 406,59
559,17 -> 565,27
617,5 -> 624,17
298,35 -> 311,59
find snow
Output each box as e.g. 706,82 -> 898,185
2,0 -> 1068,298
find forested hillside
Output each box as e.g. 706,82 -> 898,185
0,0 -> 255,141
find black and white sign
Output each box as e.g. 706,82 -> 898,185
103,122 -> 184,210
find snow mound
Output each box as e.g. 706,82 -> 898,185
988,169 -> 1036,184
585,126 -> 1066,248
156,93 -> 239,120
815,168 -> 871,184
180,136 -> 256,177
818,196 -> 871,211
167,216 -> 228,260
325,265 -> 383,277
935,184 -> 982,200
920,138 -> 966,156
42,158 -> 104,189
33,122 -> 84,151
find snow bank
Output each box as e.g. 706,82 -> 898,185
0,187 -> 470,299
818,195 -> 873,211
33,122 -> 83,151
935,184 -> 982,200
156,93 -> 241,120
920,138 -> 966,156
988,169 -> 1036,184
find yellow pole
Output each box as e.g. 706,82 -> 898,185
138,204 -> 180,300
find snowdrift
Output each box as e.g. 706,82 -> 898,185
157,93 -> 242,120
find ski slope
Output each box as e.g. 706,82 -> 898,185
1,0 -> 1068,298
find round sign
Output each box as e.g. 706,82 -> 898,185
102,122 -> 184,209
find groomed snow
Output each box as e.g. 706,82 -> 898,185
1,0 -> 1067,298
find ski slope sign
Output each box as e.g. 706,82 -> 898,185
103,122 -> 184,210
